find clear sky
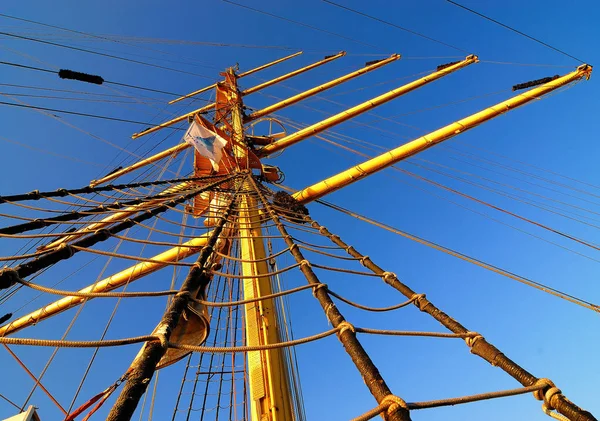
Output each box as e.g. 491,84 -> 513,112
0,1 -> 598,420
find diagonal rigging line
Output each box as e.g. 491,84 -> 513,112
322,0 -> 470,54
221,0 -> 382,51
0,99 -> 189,128
0,31 -> 215,79
446,0 -> 586,63
316,199 -> 599,313
0,59 -> 191,97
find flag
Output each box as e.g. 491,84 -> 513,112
183,120 -> 228,171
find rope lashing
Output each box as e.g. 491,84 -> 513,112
300,259 -> 311,268
533,378 -> 568,419
382,394 -> 409,417
382,271 -> 397,282
337,321 -> 356,336
465,332 -> 484,348
410,293 -> 428,311
312,282 -> 328,297
543,403 -> 571,421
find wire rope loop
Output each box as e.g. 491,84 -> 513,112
300,259 -> 311,268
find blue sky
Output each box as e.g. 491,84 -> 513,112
0,1 -> 598,420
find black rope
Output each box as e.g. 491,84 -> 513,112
0,100 -> 186,128
0,176 -> 233,235
0,31 -> 214,79
0,174 -> 226,203
0,175 -> 239,288
0,59 -> 188,97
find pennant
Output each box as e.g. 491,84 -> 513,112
183,120 -> 228,171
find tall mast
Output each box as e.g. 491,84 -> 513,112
226,66 -> 295,421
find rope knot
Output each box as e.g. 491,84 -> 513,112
300,259 -> 311,268
544,387 -> 562,410
318,226 -> 328,235
410,293 -> 427,311
337,321 -> 355,336
29,190 -> 41,199
465,332 -> 483,348
382,272 -> 397,283
533,378 -> 562,410
533,378 -> 555,401
381,394 -> 409,416
359,255 -> 371,266
312,283 -> 328,297
176,291 -> 192,299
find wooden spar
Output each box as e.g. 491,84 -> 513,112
292,64 -> 593,204
123,55 -> 468,180
0,232 -> 212,337
131,103 -> 214,139
89,144 -> 190,187
38,181 -> 192,251
256,54 -> 479,158
245,53 -> 401,122
168,51 -> 303,105
132,52 -> 340,140
241,51 -> 345,96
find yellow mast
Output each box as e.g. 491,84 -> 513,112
89,144 -> 190,187
0,233 -> 211,336
168,51 -> 303,104
226,67 -> 295,420
131,52 -> 344,141
257,54 -> 479,157
292,64 -> 592,203
242,51 -> 345,96
246,53 -> 400,122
